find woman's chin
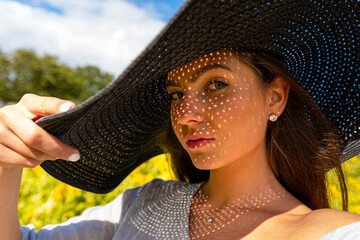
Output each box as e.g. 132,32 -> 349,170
191,159 -> 222,171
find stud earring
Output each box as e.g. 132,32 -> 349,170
269,113 -> 278,122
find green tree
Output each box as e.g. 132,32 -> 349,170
0,49 -> 113,104
73,65 -> 113,100
0,50 -> 11,102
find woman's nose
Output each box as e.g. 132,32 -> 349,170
175,95 -> 204,126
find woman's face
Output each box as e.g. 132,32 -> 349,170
166,50 -> 271,170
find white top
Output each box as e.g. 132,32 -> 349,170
21,179 -> 360,240
318,221 -> 360,240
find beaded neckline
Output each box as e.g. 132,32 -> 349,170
188,185 -> 287,239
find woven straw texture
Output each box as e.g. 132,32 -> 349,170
37,0 -> 360,193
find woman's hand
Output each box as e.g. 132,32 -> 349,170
0,93 -> 80,170
0,93 -> 80,240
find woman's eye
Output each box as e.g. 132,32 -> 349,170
208,80 -> 228,91
169,92 -> 183,101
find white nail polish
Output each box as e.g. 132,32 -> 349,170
68,153 -> 80,162
60,103 -> 72,112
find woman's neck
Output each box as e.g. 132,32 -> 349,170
201,145 -> 285,208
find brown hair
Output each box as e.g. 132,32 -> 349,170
162,50 -> 348,210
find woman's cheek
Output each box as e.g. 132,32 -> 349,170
170,106 -> 183,137
212,93 -> 246,125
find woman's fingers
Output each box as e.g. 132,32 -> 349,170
0,94 -> 80,168
0,124 -> 56,162
18,93 -> 75,120
0,143 -> 45,168
0,105 -> 79,162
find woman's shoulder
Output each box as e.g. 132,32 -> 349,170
115,179 -> 202,238
299,208 -> 360,239
307,208 -> 360,220
304,208 -> 360,226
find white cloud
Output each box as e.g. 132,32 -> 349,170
0,0 -> 166,75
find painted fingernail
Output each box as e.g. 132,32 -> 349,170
59,102 -> 72,112
68,153 -> 80,162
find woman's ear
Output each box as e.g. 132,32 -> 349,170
266,76 -> 290,118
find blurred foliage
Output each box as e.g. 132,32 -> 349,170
19,154 -> 174,229
0,48 -> 113,104
328,155 -> 360,212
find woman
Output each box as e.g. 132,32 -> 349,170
164,49 -> 358,239
1,0 -> 360,239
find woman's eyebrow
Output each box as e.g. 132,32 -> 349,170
191,64 -> 233,82
166,64 -> 233,87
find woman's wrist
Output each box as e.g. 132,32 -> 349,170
0,166 -> 23,177
0,165 -> 22,240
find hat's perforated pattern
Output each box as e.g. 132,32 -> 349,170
38,0 -> 360,193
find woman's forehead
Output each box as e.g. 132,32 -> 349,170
167,49 -> 237,83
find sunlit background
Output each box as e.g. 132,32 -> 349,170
0,0 -> 359,229
0,0 -> 184,76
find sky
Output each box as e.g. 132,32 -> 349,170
0,0 -> 185,75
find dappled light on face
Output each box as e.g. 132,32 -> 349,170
166,49 -> 269,169
189,185 -> 287,239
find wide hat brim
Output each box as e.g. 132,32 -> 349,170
37,0 -> 360,193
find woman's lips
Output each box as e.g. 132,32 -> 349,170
186,138 -> 215,149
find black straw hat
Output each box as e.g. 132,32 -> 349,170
37,0 -> 360,193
